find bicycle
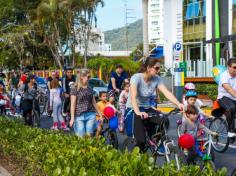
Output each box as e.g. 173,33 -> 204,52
99,118 -> 118,149
122,109 -> 186,170
37,87 -> 48,115
181,134 -> 216,171
23,92 -> 41,127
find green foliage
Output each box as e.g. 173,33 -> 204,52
195,83 -> 218,100
0,117 -> 227,176
87,57 -> 141,82
104,19 -> 143,51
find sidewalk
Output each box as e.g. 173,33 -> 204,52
0,165 -> 11,176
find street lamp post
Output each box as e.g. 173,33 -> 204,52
142,0 -> 149,57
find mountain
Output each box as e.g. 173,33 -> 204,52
104,19 -> 143,51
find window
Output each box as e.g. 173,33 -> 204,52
234,0 -> 236,5
185,2 -> 200,20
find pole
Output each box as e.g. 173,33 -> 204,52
215,0 -> 220,65
142,0 -> 149,57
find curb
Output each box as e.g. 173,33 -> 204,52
157,106 -> 212,116
0,165 -> 11,176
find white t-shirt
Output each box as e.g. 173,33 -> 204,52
218,70 -> 236,101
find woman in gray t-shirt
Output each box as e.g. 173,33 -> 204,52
70,69 -> 103,137
127,57 -> 183,152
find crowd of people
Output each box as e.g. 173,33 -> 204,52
0,57 -> 236,159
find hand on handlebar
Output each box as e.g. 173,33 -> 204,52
137,112 -> 149,119
178,104 -> 184,112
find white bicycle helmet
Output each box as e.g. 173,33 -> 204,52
184,82 -> 196,90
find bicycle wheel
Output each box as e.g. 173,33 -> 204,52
209,116 -> 229,153
108,130 -> 118,149
38,94 -> 47,115
32,110 -> 40,127
231,168 -> 236,176
121,137 -> 136,152
195,157 -> 215,171
165,143 -> 187,170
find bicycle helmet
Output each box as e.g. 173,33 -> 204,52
185,90 -> 198,98
184,82 -> 196,90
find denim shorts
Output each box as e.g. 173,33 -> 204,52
73,112 -> 96,137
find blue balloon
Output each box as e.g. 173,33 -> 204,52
212,65 -> 227,84
109,116 -> 118,130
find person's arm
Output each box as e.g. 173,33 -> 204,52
111,78 -> 118,90
222,83 -> 236,98
92,96 -> 103,121
199,123 -> 217,136
119,91 -> 125,104
158,84 -> 183,110
69,94 -> 76,127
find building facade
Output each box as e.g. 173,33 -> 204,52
148,0 -> 164,45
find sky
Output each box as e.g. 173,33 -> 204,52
96,0 -> 142,31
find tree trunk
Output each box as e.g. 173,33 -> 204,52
142,0 -> 149,57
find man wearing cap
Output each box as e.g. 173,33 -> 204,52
108,64 -> 128,92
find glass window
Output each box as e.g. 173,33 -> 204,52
234,0 -> 236,5
185,2 -> 200,19
202,1 -> 206,16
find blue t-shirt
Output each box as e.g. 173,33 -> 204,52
108,71 -> 128,91
126,73 -> 163,108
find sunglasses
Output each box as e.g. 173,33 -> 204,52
232,66 -> 236,69
87,75 -> 91,79
153,66 -> 160,71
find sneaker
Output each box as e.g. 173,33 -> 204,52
61,122 -> 69,131
51,122 -> 58,130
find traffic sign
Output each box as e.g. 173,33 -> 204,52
174,42 -> 182,51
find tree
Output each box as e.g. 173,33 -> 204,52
77,0 -> 104,68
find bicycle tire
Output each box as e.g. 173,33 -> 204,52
39,94 -> 47,115
108,130 -> 118,149
194,157 -> 215,171
209,116 -> 229,153
231,168 -> 236,176
32,110 -> 40,127
121,137 -> 136,152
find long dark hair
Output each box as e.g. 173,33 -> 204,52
138,57 -> 160,73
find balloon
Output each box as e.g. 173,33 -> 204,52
103,106 -> 115,119
109,116 -> 118,130
178,133 -> 195,149
212,65 -> 227,84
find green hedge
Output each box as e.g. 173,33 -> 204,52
195,83 -> 218,101
0,117 -> 227,176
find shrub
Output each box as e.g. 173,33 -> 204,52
0,117 -> 227,176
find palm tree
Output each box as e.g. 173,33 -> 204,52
142,0 -> 149,57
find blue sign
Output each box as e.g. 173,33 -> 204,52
174,43 -> 182,51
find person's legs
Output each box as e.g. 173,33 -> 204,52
133,113 -> 146,152
51,103 -> 59,129
62,97 -> 70,114
73,114 -> 86,137
84,112 -> 96,136
218,96 -> 236,132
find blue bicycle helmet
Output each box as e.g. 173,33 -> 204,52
185,90 -> 198,98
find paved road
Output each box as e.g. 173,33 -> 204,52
40,114 -> 235,175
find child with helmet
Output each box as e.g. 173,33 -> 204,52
183,82 -> 203,108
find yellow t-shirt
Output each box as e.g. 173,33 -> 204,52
96,101 -> 107,120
